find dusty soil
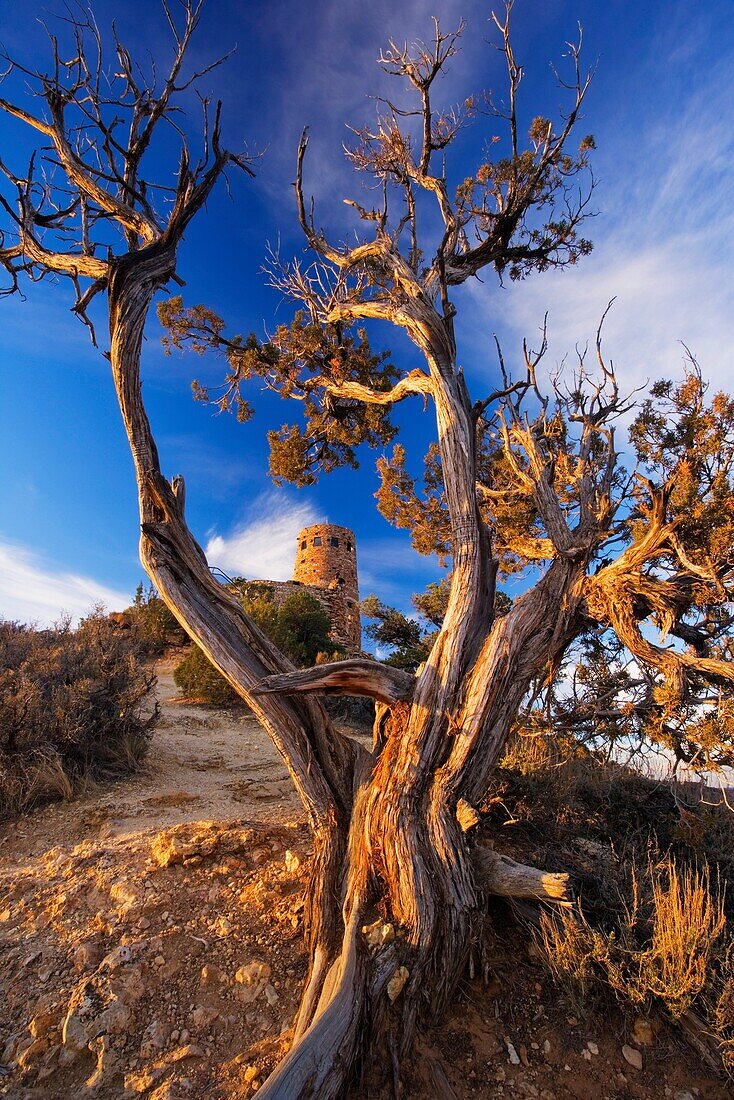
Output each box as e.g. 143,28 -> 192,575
0,658 -> 730,1099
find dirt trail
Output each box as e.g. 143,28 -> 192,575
0,660 -> 730,1099
1,657 -> 303,873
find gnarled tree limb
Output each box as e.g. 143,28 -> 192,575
253,659 -> 415,705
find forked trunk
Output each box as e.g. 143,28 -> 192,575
107,263 -> 581,1098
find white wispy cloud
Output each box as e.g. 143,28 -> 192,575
464,50 -> 734,399
0,538 -> 131,627
359,537 -> 441,608
204,491 -> 323,581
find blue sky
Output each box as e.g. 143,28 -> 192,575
1,0 -> 733,626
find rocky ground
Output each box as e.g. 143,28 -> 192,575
0,659 -> 730,1099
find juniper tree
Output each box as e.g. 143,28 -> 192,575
2,4 -> 733,1098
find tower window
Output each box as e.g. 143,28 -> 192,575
346,540 -> 352,552
330,536 -> 339,547
313,536 -> 322,547
301,540 -> 307,550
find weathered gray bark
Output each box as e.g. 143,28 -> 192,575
0,14 -> 595,1098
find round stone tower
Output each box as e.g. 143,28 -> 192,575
293,523 -> 360,651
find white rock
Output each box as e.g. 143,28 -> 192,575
362,919 -> 395,948
506,1039 -> 521,1066
622,1044 -> 643,1070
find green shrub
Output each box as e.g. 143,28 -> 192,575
172,643 -> 239,705
124,582 -> 180,654
0,611 -> 156,816
173,588 -> 341,704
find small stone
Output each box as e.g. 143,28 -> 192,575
673,1091 -> 696,1100
506,1038 -> 521,1065
586,1041 -> 599,1056
125,1068 -> 166,1094
632,1017 -> 654,1046
582,1049 -> 592,1062
284,850 -> 301,874
200,964 -> 226,987
170,1043 -> 205,1062
74,941 -> 102,972
154,954 -> 166,966
387,967 -> 409,1003
191,1005 -> 219,1030
102,944 -> 133,969
236,960 -> 271,986
243,1064 -> 259,1083
622,1044 -> 643,1070
235,960 -> 271,1004
519,1045 -> 529,1067
543,1040 -> 551,1055
264,984 -> 279,1007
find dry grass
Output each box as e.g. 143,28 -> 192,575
536,856 -> 732,1067
489,732 -> 734,1069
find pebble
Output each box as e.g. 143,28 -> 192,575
622,1043 -> 643,1070
506,1038 -> 521,1065
587,1041 -> 599,1055
284,850 -> 301,874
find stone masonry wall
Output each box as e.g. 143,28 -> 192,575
292,524 -> 360,651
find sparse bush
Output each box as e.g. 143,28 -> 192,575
537,858 -> 726,1016
535,856 -> 733,1068
0,611 -> 156,816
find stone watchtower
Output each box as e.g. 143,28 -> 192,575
293,524 -> 360,651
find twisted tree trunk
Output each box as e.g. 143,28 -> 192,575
106,259 -> 579,1097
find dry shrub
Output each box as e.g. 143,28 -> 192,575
0,610 -> 156,816
627,861 -> 725,1013
536,856 -> 731,1058
535,902 -> 606,1014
